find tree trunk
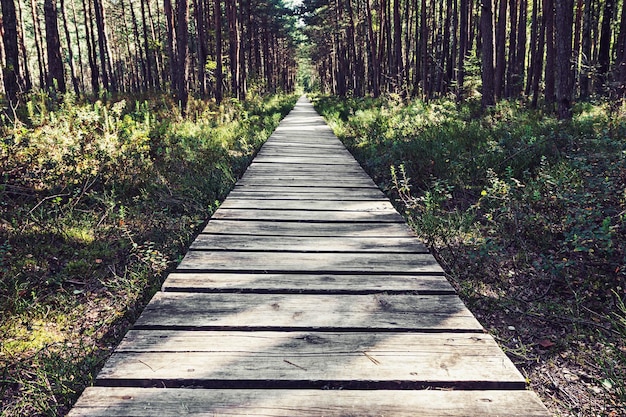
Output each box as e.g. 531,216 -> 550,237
175,0 -> 190,109
580,0 -> 591,97
597,0 -> 613,93
44,0 -> 66,93
481,0 -> 496,107
70,0 -> 85,91
544,0 -> 555,104
164,0 -> 176,88
458,0 -> 469,99
82,0 -> 99,93
1,0 -> 21,106
140,0 -> 155,89
16,0 -> 31,91
531,0 -> 545,107
59,0 -> 80,95
30,0 -> 46,89
555,0 -> 574,118
365,0 -> 380,96
214,0 -> 223,103
93,0 -> 110,91
494,0 -> 507,98
506,0 -> 518,96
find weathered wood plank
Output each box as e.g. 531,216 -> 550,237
251,156 -> 362,165
201,220 -> 417,237
190,235 -> 428,253
211,209 -> 405,222
177,250 -> 443,273
227,191 -> 387,200
133,293 -> 479,331
68,387 -> 550,417
161,272 -> 454,294
219,199 -> 396,211
96,331 -> 522,389
244,164 -> 366,174
236,179 -> 377,188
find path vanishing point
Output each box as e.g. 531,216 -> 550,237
68,96 -> 551,416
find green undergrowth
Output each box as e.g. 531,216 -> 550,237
0,92 -> 297,416
312,93 -> 626,415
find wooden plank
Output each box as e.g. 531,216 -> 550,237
177,250 -> 443,273
132,293 -> 479,331
161,272 -> 454,294
219,199 -> 396,211
227,191 -> 387,201
96,331 -> 522,389
69,388 -> 550,417
190,235 -> 428,253
232,185 -> 384,194
251,156 -> 362,165
236,179 -> 377,188
211,209 -> 404,222
244,164 -> 366,174
201,220 -> 417,237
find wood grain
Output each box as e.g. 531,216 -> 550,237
177,250 -> 443,273
133,293 -> 481,331
69,388 -> 551,417
190,235 -> 428,253
201,220 -> 417,236
161,272 -> 454,294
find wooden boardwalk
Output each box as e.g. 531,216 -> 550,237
68,97 -> 550,416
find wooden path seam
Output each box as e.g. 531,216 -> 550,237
68,96 -> 551,416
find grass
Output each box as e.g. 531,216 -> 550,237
0,91 -> 298,416
312,93 -> 626,416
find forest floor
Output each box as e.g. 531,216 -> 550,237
312,94 -> 626,417
0,92 -> 298,416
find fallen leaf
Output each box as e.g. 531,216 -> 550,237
537,339 -> 555,348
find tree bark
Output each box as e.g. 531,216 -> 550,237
544,0 -> 555,104
214,0 -> 223,103
597,0 -> 614,93
494,0 -> 507,98
556,0 -> 574,118
44,0 -> 66,93
59,0 -> 80,95
481,0 -> 496,107
1,0 -> 21,106
175,0 -> 190,109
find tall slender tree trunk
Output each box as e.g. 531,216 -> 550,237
70,0 -> 85,91
175,0 -> 190,109
59,0 -> 79,95
82,0 -> 99,93
544,0 -> 555,104
1,0 -> 21,106
30,0 -> 46,88
458,0 -> 469,99
481,0 -> 496,107
597,0 -> 614,93
366,0 -> 380,96
531,0 -> 545,107
93,0 -> 110,91
44,0 -> 66,93
494,0 -> 507,98
556,0 -> 574,118
214,0 -> 223,103
580,0 -> 591,97
164,0 -> 175,88
506,0 -> 518,96
16,0 -> 31,91
140,0 -> 154,89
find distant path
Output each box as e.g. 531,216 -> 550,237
68,96 -> 549,416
